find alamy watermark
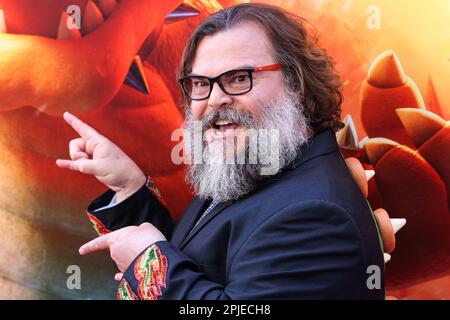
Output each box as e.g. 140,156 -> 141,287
170,121 -> 282,176
366,265 -> 382,290
66,5 -> 81,30
66,264 -> 81,290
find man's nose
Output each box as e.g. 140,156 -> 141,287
208,82 -> 233,109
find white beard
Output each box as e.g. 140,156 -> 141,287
184,89 -> 311,202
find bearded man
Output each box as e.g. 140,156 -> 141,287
57,3 -> 386,299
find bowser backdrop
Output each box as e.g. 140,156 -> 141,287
0,0 -> 448,299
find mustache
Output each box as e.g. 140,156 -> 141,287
200,107 -> 255,129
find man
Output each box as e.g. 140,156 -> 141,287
57,3 -> 388,299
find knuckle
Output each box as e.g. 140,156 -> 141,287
108,237 -> 116,247
97,136 -> 109,147
77,160 -> 87,173
72,160 -> 80,171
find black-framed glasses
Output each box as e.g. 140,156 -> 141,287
178,63 -> 283,101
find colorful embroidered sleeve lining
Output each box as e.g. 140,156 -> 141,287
117,278 -> 138,300
86,212 -> 111,236
117,243 -> 168,300
146,176 -> 168,208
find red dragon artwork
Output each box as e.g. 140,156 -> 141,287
0,0 -> 448,299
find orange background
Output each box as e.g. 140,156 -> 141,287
0,0 -> 448,299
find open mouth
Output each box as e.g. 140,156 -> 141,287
212,119 -> 242,132
205,117 -> 248,144
0,0 -> 206,115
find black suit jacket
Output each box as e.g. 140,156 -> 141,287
87,129 -> 385,299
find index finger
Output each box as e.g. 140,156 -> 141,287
64,112 -> 100,140
79,233 -> 112,255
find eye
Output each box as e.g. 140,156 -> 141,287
192,79 -> 209,88
231,73 -> 250,83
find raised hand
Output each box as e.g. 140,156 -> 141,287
56,112 -> 147,202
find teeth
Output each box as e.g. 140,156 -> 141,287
57,11 -> 82,40
0,9 -> 7,33
82,1 -> 105,35
215,120 -> 232,126
98,0 -> 118,18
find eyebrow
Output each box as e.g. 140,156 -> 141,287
188,65 -> 255,77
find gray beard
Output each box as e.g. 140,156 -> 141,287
184,90 -> 311,202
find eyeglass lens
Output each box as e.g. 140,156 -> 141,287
183,69 -> 252,100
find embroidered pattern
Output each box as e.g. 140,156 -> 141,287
146,176 -> 168,207
117,278 -> 138,300
133,244 -> 168,300
86,212 -> 111,236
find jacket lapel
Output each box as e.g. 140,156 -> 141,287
178,201 -> 233,249
171,197 -> 209,247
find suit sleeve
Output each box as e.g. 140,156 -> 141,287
85,176 -> 174,240
117,200 -> 383,300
